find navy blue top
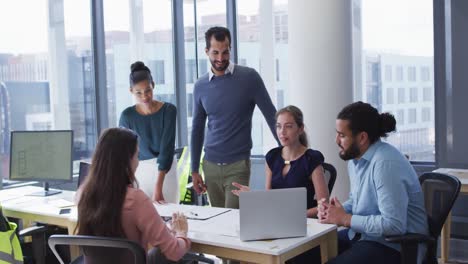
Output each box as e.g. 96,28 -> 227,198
119,103 -> 177,171
266,147 -> 324,209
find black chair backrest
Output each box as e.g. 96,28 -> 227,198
48,235 -> 146,264
77,162 -> 91,188
322,162 -> 337,194
419,172 -> 461,238
174,147 -> 185,160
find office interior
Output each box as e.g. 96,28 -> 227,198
0,0 -> 467,262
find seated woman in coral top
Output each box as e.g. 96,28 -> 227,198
76,127 -> 190,263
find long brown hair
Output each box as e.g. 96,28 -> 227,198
276,105 -> 308,147
76,127 -> 138,237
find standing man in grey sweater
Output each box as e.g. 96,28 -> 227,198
191,26 -> 278,209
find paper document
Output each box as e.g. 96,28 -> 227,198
154,203 -> 230,220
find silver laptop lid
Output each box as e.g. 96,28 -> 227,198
239,187 -> 307,241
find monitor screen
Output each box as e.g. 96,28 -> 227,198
9,130 -> 73,183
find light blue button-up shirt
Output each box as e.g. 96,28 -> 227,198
342,140 -> 428,253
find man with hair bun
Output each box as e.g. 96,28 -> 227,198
319,101 -> 428,264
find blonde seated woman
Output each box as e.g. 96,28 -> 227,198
232,105 -> 329,218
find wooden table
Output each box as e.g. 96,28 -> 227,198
433,168 -> 468,264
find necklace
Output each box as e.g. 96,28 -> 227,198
283,147 -> 307,165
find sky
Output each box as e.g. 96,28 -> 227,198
0,0 -> 433,56
361,0 -> 433,56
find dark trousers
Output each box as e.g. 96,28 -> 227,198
286,245 -> 321,264
327,229 -> 401,264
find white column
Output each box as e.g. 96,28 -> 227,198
129,0 -> 144,62
259,0 -> 276,103
47,0 -> 70,129
259,0 -> 277,153
288,0 -> 354,201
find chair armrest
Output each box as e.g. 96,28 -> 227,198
19,225 -> 48,237
385,233 -> 435,244
183,252 -> 215,264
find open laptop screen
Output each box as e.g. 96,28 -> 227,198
239,187 -> 307,241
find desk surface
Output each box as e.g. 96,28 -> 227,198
433,168 -> 467,264
188,210 -> 335,255
1,186 -> 337,263
433,168 -> 468,193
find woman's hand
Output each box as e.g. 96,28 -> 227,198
153,183 -> 166,204
153,171 -> 166,204
317,198 -> 328,221
231,182 -> 251,196
170,212 -> 188,237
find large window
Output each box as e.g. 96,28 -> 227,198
358,0 -> 434,161
103,0 -> 175,127
237,0 -> 288,155
0,0 -> 96,180
183,0 -> 227,147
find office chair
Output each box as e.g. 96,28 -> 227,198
177,147 -> 209,206
48,235 -> 146,264
1,205 -> 49,264
385,172 -> 461,264
174,147 -> 185,160
322,162 -> 337,194
49,234 -> 214,264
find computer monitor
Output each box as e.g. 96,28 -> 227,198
9,130 -> 73,196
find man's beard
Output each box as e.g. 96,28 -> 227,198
338,141 -> 361,161
210,59 -> 229,72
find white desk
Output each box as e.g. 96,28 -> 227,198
0,185 -> 76,234
188,210 -> 337,264
433,168 -> 468,264
1,186 -> 337,264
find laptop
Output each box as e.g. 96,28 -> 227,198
239,187 -> 307,241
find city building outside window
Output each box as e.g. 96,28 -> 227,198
357,0 -> 434,161
422,107 -> 431,122
398,87 -> 406,103
396,66 -> 404,82
237,0 -> 289,155
103,0 -> 176,127
409,108 -> 417,124
386,87 -> 394,104
421,66 -> 430,81
410,87 -> 418,103
385,65 -> 392,82
0,0 -> 97,180
423,86 -> 433,102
